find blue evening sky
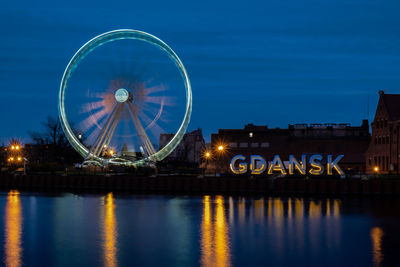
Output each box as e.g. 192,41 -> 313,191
1,0 -> 400,143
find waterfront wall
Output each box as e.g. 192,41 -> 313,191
0,173 -> 400,196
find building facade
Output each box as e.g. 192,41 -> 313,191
159,128 -> 205,164
211,120 -> 370,175
366,91 -> 400,174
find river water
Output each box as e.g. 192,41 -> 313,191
0,190 -> 399,266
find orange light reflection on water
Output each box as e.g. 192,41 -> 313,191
5,190 -> 23,267
103,193 -> 117,267
200,195 -> 231,267
371,227 -> 384,267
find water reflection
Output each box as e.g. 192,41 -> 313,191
5,190 -> 23,267
214,197 -> 345,264
200,196 -> 231,267
103,193 -> 117,267
371,227 -> 384,267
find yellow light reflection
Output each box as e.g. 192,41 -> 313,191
333,199 -> 340,218
309,201 -> 321,219
215,196 -> 231,267
371,227 -> 384,267
254,198 -> 264,224
103,193 -> 117,267
295,198 -> 303,219
238,198 -> 246,225
5,190 -> 23,267
201,196 -> 213,267
294,198 -> 304,251
273,198 -> 284,252
200,196 -> 231,267
288,198 -> 292,220
326,199 -> 331,217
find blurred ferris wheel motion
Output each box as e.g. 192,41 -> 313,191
58,30 -> 192,167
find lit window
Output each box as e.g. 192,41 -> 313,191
229,142 -> 237,148
239,142 -> 248,148
261,142 -> 270,148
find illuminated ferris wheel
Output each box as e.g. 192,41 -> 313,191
58,29 -> 192,167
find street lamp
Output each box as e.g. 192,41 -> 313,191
214,143 -> 228,176
202,150 -> 212,176
373,166 -> 379,177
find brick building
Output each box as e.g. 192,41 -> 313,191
366,91 -> 400,174
159,128 -> 205,164
211,120 -> 370,174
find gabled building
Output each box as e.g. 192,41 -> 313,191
159,128 -> 205,164
366,91 -> 400,174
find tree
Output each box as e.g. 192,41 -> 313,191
28,116 -> 80,164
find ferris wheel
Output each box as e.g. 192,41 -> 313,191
58,29 -> 192,167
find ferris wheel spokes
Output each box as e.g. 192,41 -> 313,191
101,103 -> 125,155
127,102 -> 156,158
89,103 -> 123,157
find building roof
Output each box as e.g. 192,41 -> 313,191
381,92 -> 400,121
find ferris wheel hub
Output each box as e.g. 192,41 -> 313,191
115,88 -> 130,103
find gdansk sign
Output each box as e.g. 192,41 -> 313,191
230,154 -> 344,175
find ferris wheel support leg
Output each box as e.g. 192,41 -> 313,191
127,103 -> 156,158
90,104 -> 120,157
102,103 -> 125,153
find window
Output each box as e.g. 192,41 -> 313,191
387,156 -> 389,170
229,142 -> 238,148
239,142 -> 248,148
260,142 -> 270,148
251,143 -> 259,148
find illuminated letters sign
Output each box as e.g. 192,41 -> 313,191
230,154 -> 344,175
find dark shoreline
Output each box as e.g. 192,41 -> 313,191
0,173 -> 399,196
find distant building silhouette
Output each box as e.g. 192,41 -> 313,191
160,128 -> 205,164
366,90 -> 400,174
211,120 -> 370,174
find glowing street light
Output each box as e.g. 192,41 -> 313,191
374,166 -> 379,173
218,145 -> 224,151
203,150 -> 212,160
